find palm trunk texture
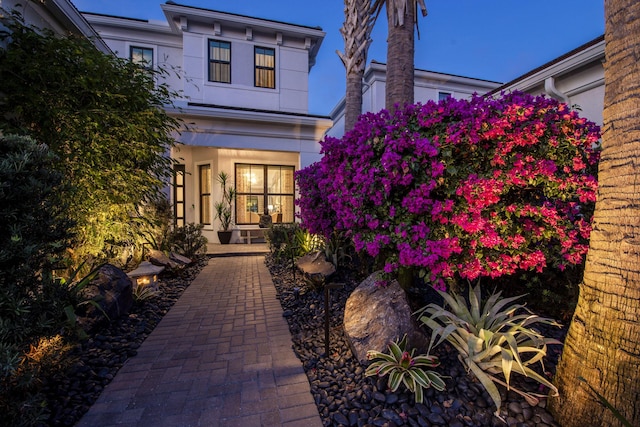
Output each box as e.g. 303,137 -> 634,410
338,0 -> 374,132
385,2 -> 415,110
550,1 -> 640,425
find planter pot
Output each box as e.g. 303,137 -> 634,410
217,230 -> 233,245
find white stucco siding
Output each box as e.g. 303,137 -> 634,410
569,86 -> 604,128
280,48 -> 308,75
555,64 -> 604,127
300,152 -> 323,169
231,42 -> 256,88
279,88 -> 309,114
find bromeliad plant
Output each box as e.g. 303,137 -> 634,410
417,284 -> 561,415
365,335 -> 446,403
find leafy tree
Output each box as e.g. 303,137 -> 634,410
0,10 -> 181,266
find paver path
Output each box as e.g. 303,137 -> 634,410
77,256 -> 322,427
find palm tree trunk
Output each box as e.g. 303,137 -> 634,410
344,72 -> 364,131
338,0 -> 374,131
385,0 -> 415,110
550,1 -> 640,425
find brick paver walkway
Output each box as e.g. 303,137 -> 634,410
77,256 -> 322,427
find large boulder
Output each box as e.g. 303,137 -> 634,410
80,264 -> 133,326
343,272 -> 429,365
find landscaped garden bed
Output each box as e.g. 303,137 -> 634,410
267,253 -> 567,427
35,257 -> 209,427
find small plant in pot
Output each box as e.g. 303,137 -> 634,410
214,171 -> 236,244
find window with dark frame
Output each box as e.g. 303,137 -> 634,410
130,46 -> 153,70
173,165 -> 185,227
254,46 -> 275,89
198,164 -> 211,225
235,164 -> 294,225
208,40 -> 231,83
438,91 -> 452,101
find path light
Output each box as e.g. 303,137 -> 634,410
127,261 -> 164,291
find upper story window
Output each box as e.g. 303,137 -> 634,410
254,46 -> 275,89
130,46 -> 153,70
438,91 -> 452,101
208,40 -> 231,83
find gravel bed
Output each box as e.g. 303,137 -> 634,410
266,254 -> 567,427
38,256 -> 209,427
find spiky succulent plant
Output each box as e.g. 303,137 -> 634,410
417,284 -> 561,415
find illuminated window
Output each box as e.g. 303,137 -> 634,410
235,164 -> 294,225
198,164 -> 211,225
208,40 -> 231,83
173,165 -> 185,227
254,46 -> 275,89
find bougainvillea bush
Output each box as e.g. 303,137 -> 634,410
296,92 -> 600,290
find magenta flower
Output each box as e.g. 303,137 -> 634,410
296,91 -> 599,289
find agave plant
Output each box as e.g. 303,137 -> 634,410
416,284 -> 561,415
365,334 -> 445,403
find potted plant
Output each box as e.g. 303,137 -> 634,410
214,171 -> 236,244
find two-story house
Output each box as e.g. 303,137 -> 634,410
7,0 -> 606,246
84,2 -> 332,243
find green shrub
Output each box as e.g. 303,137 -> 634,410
265,223 -> 323,262
166,223 -> 208,258
132,284 -> 159,302
0,134 -> 73,343
417,284 -> 560,415
0,335 -> 73,427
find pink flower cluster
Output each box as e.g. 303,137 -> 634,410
296,92 -> 600,289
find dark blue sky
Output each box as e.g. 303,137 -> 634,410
72,0 -> 605,115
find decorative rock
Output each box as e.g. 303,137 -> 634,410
343,272 -> 429,364
169,252 -> 192,265
332,412 -> 349,425
427,412 -> 446,425
78,264 -> 134,330
148,249 -> 180,270
382,408 -> 405,425
508,401 -> 523,414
